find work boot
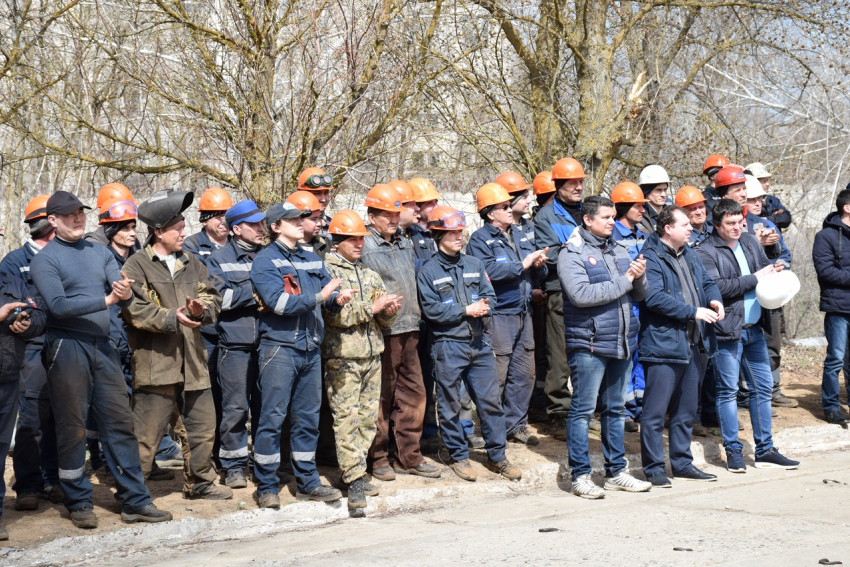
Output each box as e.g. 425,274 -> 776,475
44,485 -> 66,504
392,461 -> 442,478
550,417 -> 567,441
70,506 -> 98,529
276,467 -> 291,484
361,479 -> 379,496
624,419 -> 639,433
485,458 -> 522,481
692,421 -> 708,437
508,426 -> 539,446
449,459 -> 477,482
258,492 -> 280,509
347,478 -> 367,510
225,469 -> 248,489
187,483 -> 233,500
149,466 -> 175,481
772,393 -> 798,408
14,492 -> 39,511
121,504 -> 173,524
466,434 -> 485,449
0,524 -> 7,541
419,434 -> 443,454
296,485 -> 342,502
371,465 -> 396,481
825,410 -> 850,425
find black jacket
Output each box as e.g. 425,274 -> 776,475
813,212 -> 850,314
0,272 -> 47,383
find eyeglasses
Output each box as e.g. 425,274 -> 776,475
304,174 -> 333,189
99,200 -> 137,221
493,203 -> 511,211
428,211 -> 467,230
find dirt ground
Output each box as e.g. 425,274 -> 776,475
1,344 -> 839,549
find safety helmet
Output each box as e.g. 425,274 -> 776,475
97,183 -> 134,210
715,166 -> 746,189
703,154 -> 730,175
494,171 -> 531,194
532,171 -> 555,195
476,183 -> 512,212
198,187 -> 233,211
610,181 -> 649,204
427,206 -> 468,231
756,270 -> 800,309
298,167 -> 333,191
551,157 -> 587,180
745,175 -> 766,200
637,165 -> 670,186
24,195 -> 50,222
98,198 -> 138,224
409,178 -> 441,202
745,162 -> 772,179
364,184 -> 405,212
286,190 -> 321,212
387,179 -> 416,203
674,186 -> 706,207
328,210 -> 369,237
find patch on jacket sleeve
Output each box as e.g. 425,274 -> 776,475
588,256 -> 598,266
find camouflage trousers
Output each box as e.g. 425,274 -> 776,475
323,356 -> 381,483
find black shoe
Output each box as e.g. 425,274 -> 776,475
347,478 -> 367,509
14,492 -> 39,511
149,467 -> 175,481
121,504 -> 173,524
646,472 -> 671,488
624,419 -> 639,433
550,417 -> 567,441
70,506 -> 98,529
44,485 -> 66,504
674,466 -> 717,482
225,469 -> 248,488
466,434 -> 485,449
296,485 -> 342,502
508,425 -> 540,445
825,410 -> 850,425
754,448 -> 800,470
419,434 -> 443,454
701,416 -> 720,428
771,393 -> 798,408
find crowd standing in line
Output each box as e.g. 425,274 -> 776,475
9,154 -> 850,541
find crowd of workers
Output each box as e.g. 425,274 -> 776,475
1,154 -> 848,539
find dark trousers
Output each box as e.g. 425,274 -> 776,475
489,312 -> 535,435
544,292 -> 571,418
528,300 -> 549,418
217,347 -> 260,473
201,333 -> 222,466
0,381 -> 19,520
698,351 -> 718,423
13,347 -> 59,493
419,321 -> 439,439
640,346 -> 700,476
369,331 -> 426,470
43,333 -> 151,513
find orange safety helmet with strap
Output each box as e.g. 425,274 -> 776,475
99,197 -> 138,224
551,158 -> 588,180
675,186 -> 706,207
24,195 -> 50,222
409,178 -> 441,202
286,190 -> 321,212
703,154 -> 730,175
97,183 -> 134,209
476,183 -> 512,211
364,184 -> 405,212
328,210 -> 369,236
298,167 -> 333,191
198,187 -> 233,212
610,181 -> 649,204
428,205 -> 468,230
532,171 -> 555,195
494,171 -> 531,193
387,179 -> 416,203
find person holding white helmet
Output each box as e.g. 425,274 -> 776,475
744,162 -> 792,232
637,165 -> 671,235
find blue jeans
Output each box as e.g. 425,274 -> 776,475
432,339 -> 507,463
822,312 -> 850,414
0,381 -> 19,520
566,349 -> 631,479
714,327 -> 774,457
253,344 -> 322,495
217,347 -> 261,473
489,312 -> 535,436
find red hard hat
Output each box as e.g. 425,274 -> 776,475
714,166 -> 746,189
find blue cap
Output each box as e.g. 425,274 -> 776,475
265,201 -> 311,226
225,199 -> 265,228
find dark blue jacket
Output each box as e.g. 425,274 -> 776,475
407,223 -> 437,263
703,185 -> 720,225
534,197 -> 581,292
208,239 -> 261,348
466,222 -> 546,315
689,222 -> 713,248
762,194 -> 792,230
250,240 -> 341,350
105,245 -> 134,388
514,216 -> 536,245
813,212 -> 850,314
0,241 -> 44,347
638,234 -> 720,364
417,252 -> 496,342
612,221 -> 647,261
0,272 -> 47,383
184,229 -> 228,339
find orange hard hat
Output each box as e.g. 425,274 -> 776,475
328,210 -> 369,237
610,181 -> 649,204
494,171 -> 531,194
298,167 -> 333,191
408,178 -> 441,202
387,179 -> 416,203
98,197 -> 138,224
533,171 -> 555,195
24,195 -> 50,222
551,157 -> 588,180
427,205 -> 468,231
286,190 -> 321,212
675,186 -> 706,207
198,187 -> 233,212
714,166 -> 746,189
364,184 -> 405,212
97,183 -> 134,210
476,183 -> 512,212
703,154 -> 730,175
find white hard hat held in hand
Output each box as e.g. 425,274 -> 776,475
756,270 -> 800,309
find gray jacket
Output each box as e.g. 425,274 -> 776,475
361,226 -> 420,335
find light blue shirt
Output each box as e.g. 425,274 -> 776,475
732,242 -> 761,325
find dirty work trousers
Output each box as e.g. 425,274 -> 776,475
489,312 -> 535,436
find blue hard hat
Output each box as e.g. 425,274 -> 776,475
225,199 -> 265,228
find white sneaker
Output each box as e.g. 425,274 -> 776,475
604,471 -> 652,492
571,474 -> 605,499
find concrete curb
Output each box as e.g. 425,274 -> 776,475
3,422 -> 849,566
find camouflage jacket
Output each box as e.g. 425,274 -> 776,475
321,252 -> 396,359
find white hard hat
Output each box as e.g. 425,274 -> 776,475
745,175 -> 766,199
745,162 -> 772,179
638,164 -> 670,186
756,270 -> 800,309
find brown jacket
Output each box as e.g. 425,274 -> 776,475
122,245 -> 221,391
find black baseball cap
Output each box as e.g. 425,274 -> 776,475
46,191 -> 91,216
